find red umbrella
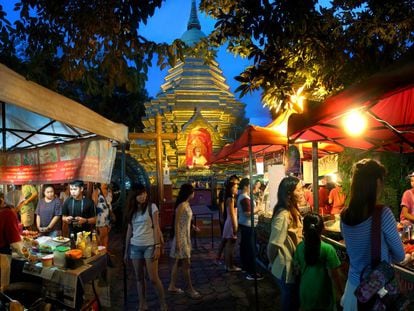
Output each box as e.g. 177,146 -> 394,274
210,125 -> 343,165
288,62 -> 414,153
209,125 -> 286,164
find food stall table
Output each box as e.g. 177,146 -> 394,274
21,252 -> 107,309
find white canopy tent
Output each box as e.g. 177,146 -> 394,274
0,63 -> 129,187
0,63 -> 128,151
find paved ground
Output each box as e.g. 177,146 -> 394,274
102,229 -> 281,311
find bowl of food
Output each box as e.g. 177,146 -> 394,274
52,236 -> 70,245
39,244 -> 53,254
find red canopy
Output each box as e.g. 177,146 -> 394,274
210,125 -> 286,164
210,125 -> 343,164
288,62 -> 414,153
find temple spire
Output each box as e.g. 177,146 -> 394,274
187,0 -> 201,30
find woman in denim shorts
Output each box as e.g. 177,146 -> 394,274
124,184 -> 167,311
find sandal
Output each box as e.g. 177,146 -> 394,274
167,287 -> 184,294
187,290 -> 202,300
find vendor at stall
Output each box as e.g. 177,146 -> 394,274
328,181 -> 346,215
62,180 -> 96,236
400,172 -> 414,225
0,193 -> 23,255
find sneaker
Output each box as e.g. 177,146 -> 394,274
227,266 -> 242,272
246,273 -> 264,281
213,259 -> 223,266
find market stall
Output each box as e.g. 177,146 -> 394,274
0,63 -> 128,308
209,122 -> 343,266
287,61 -> 414,298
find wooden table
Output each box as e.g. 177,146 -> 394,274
21,252 -> 107,309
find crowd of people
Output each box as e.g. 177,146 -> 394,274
1,158 -> 413,310
267,159 -> 406,311
0,180 -> 115,257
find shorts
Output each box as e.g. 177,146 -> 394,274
129,244 -> 154,260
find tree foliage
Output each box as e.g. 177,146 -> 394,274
1,1 -> 413,124
200,0 -> 414,115
0,1 -> 187,128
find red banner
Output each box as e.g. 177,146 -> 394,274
0,138 -> 116,184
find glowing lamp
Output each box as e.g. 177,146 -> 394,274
343,110 -> 367,136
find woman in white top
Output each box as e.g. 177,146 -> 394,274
124,184 -> 167,311
267,176 -> 303,311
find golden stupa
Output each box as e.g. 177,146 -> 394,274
129,0 -> 248,184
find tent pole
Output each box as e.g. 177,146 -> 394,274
120,144 -> 128,307
247,129 -> 259,310
312,142 -> 319,214
1,102 -> 5,152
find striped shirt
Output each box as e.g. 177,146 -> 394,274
340,207 -> 405,286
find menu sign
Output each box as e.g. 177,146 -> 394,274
0,138 -> 116,184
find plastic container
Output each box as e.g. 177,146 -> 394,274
65,249 -> 83,269
41,254 -> 54,267
54,245 -> 70,268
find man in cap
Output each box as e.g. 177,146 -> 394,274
400,172 -> 414,225
62,180 -> 96,236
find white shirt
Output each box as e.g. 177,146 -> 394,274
130,203 -> 158,246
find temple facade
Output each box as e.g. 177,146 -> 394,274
129,0 -> 248,184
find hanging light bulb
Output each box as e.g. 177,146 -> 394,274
343,110 -> 367,136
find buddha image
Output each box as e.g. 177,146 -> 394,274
191,146 -> 208,167
185,128 -> 212,168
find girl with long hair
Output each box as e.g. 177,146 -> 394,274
222,181 -> 241,272
168,183 -> 201,299
35,184 -> 62,237
340,159 -> 404,310
124,184 -> 167,311
294,213 -> 341,311
267,176 -> 303,311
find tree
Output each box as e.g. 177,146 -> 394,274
200,0 -> 414,115
0,1 -> 186,128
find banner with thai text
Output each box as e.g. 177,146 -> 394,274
0,138 -> 116,184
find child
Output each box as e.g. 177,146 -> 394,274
294,213 -> 341,311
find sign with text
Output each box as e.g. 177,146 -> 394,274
0,138 -> 116,184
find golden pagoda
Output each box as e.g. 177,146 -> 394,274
130,0 -> 248,183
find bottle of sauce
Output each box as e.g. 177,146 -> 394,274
70,233 -> 76,249
91,231 -> 98,256
76,232 -> 85,253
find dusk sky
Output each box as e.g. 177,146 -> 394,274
138,0 -> 273,126
2,0 -> 273,126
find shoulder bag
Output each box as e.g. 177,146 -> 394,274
354,206 -> 410,310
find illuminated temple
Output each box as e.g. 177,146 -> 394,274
129,0 -> 248,185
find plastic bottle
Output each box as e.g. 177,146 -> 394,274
76,232 -> 85,252
91,232 -> 98,256
70,233 -> 76,249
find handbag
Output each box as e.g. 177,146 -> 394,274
354,206 -> 410,310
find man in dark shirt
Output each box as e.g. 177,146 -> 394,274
62,180 -> 96,236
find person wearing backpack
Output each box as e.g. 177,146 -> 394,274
294,213 -> 341,311
124,184 -> 167,311
340,159 -> 405,310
